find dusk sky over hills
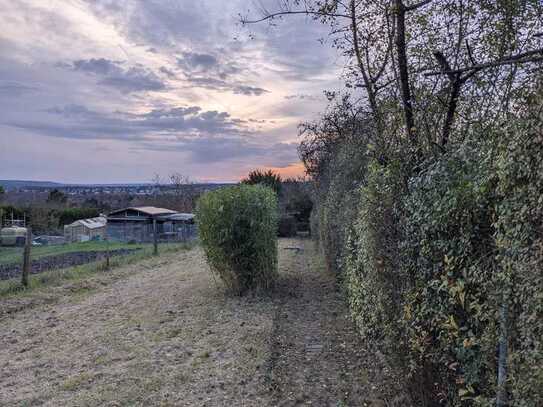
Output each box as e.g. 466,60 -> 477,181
0,0 -> 343,183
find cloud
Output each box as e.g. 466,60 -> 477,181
4,101 -> 298,166
6,103 -> 248,141
69,58 -> 166,93
178,52 -> 218,71
175,51 -> 267,96
138,136 -> 299,165
0,81 -> 39,97
1,0 -> 339,182
159,66 -> 176,79
186,77 -> 269,96
284,93 -> 321,101
72,58 -> 120,75
177,51 -> 241,78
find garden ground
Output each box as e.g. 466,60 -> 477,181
0,241 -> 147,266
0,238 -> 407,406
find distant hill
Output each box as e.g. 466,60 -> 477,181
0,180 -> 64,190
0,180 -> 235,191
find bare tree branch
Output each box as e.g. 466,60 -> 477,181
241,10 -> 350,25
405,0 -> 434,12
350,0 -> 378,119
424,48 -> 543,77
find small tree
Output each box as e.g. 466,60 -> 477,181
196,184 -> 278,295
150,172 -> 194,211
47,189 -> 67,205
241,169 -> 282,195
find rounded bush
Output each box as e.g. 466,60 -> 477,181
196,184 -> 278,294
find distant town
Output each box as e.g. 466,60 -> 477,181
0,179 -> 232,194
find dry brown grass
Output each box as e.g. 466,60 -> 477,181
0,239 -> 404,406
0,246 -> 274,406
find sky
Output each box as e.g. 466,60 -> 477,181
0,0 -> 343,183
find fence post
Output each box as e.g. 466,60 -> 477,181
105,232 -> 110,270
153,218 -> 158,255
21,227 -> 32,287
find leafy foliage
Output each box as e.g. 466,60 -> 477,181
241,169 -> 282,195
196,184 -> 278,295
46,189 -> 67,205
492,98 -> 543,405
245,1 -> 543,403
400,146 -> 498,404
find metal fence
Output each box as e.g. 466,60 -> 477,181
106,222 -> 197,243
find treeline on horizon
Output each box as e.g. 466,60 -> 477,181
243,1 -> 543,405
0,174 -> 313,236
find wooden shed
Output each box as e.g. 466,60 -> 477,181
106,206 -> 195,243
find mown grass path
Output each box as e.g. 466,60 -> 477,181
0,238 -> 404,406
266,239 -> 406,406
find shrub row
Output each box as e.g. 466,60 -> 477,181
315,110 -> 543,404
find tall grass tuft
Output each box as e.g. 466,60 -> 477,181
196,184 -> 278,295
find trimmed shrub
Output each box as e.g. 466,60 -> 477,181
344,160 -> 407,355
318,136 -> 369,274
196,184 -> 278,294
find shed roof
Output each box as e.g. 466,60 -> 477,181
66,216 -> 107,230
157,213 -> 195,222
108,206 -> 177,217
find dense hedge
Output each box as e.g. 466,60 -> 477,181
312,98 -> 543,404
344,160 -> 406,357
196,184 -> 278,295
317,135 -> 368,275
400,147 -> 499,404
493,109 -> 543,405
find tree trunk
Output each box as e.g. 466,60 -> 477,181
441,75 -> 462,147
394,0 -> 416,143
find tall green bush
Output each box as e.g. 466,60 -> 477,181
493,106 -> 543,405
196,184 -> 278,295
344,160 -> 406,355
401,147 -> 499,405
318,136 -> 369,275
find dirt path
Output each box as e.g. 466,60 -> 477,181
0,238 -> 404,406
265,239 -> 405,406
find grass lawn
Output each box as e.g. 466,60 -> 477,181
0,241 -> 148,266
0,241 -> 192,297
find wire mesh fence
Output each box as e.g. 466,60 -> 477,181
106,222 -> 197,243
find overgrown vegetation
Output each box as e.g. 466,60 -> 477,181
244,1 -> 543,404
196,184 -> 278,295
